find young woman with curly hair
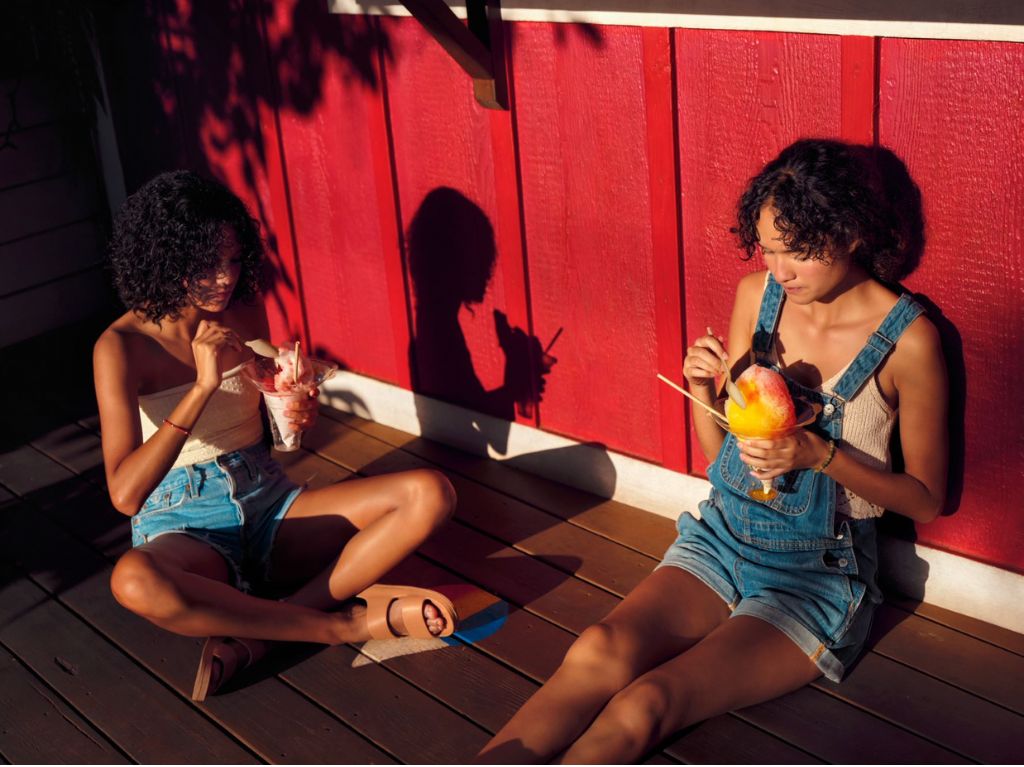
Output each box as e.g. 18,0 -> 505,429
95,171 -> 459,701
477,139 -> 948,763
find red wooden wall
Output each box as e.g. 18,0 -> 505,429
102,5 -> 1023,575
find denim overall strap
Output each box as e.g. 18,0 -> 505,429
751,274 -> 785,366
829,293 -> 925,405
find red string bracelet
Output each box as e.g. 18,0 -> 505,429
163,418 -> 191,437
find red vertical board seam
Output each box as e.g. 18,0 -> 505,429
643,27 -> 688,473
491,22 -> 539,428
372,16 -> 415,391
840,35 -> 877,146
254,5 -> 311,349
872,37 -> 882,145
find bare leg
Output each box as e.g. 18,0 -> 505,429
271,468 -> 456,616
476,567 -> 731,764
110,469 -> 456,644
560,615 -> 821,764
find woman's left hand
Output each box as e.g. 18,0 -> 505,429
737,429 -> 830,480
286,387 -> 320,431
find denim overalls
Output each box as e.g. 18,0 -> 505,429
660,276 -> 924,680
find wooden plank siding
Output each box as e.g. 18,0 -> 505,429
0,69 -> 113,348
96,4 -> 1022,602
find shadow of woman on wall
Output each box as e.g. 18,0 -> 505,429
405,186 -> 620,595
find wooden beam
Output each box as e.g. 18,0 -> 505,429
400,0 -> 507,109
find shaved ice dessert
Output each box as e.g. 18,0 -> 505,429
273,344 -> 314,393
242,340 -> 336,451
725,365 -> 797,438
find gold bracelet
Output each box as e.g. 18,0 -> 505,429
814,439 -> 836,473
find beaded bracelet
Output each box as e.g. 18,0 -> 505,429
814,439 -> 837,473
162,418 -> 191,437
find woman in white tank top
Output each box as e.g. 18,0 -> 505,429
95,172 -> 460,702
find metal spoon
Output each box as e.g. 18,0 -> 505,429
707,326 -> 747,409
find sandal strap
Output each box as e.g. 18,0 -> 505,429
365,595 -> 400,640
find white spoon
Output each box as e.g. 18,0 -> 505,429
244,338 -> 278,358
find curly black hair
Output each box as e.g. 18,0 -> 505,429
108,170 -> 265,322
734,139 -> 923,284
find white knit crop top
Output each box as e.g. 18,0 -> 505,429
138,362 -> 264,469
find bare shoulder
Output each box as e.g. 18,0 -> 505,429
891,311 -> 945,383
93,312 -> 163,387
732,270 -> 768,324
94,313 -> 139,364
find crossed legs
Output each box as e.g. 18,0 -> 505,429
477,566 -> 820,764
109,468 -> 456,646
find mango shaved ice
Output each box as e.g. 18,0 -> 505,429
725,365 -> 797,437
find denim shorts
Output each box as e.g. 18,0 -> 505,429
658,501 -> 881,683
131,442 -> 303,591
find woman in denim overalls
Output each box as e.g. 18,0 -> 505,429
479,140 -> 949,763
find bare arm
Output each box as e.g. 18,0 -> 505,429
819,318 -> 948,522
738,316 -> 948,523
94,321 -> 241,515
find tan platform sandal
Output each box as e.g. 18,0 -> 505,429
192,636 -> 264,702
358,584 -> 459,640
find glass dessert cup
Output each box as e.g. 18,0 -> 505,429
713,398 -> 822,501
241,356 -> 338,451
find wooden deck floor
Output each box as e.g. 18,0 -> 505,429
2,326 -> 1023,764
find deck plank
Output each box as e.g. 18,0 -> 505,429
885,593 -> 1024,657
282,642 -> 492,763
0,648 -> 129,765
737,685 -> 968,764
661,714 -> 821,764
0,574 -> 256,764
871,603 -> 1024,714
817,651 -> 1024,762
28,422 -> 106,486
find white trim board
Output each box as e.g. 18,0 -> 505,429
329,1 -> 1024,44
322,369 -> 1024,634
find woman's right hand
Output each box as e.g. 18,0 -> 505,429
683,330 -> 728,398
191,319 -> 243,393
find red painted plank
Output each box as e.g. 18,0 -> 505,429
676,29 -> 845,473
249,0 -> 308,346
486,25 -> 534,428
262,3 -> 406,382
369,17 -> 414,390
879,39 -> 1024,571
840,35 -> 876,145
644,27 -> 687,472
382,17 -> 530,440
512,23 -> 662,462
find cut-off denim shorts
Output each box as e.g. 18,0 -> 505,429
131,441 -> 302,591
